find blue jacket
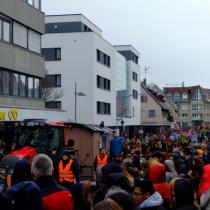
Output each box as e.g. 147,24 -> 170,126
5,181 -> 43,210
137,192 -> 165,210
110,136 -> 124,157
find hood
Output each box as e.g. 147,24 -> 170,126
138,192 -> 163,209
149,162 -> 166,183
199,164 -> 210,197
12,159 -> 32,185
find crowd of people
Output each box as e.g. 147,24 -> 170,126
1,126 -> 210,210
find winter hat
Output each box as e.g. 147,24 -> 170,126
12,159 -> 32,185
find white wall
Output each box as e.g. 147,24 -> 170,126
42,31 -> 117,126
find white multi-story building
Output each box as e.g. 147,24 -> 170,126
42,14 -> 141,127
115,46 -> 141,129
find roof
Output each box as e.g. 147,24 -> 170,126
164,85 -> 201,94
141,83 -> 171,112
66,122 -> 114,133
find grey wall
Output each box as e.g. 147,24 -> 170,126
0,42 -> 45,78
0,0 -> 44,34
0,96 -> 44,108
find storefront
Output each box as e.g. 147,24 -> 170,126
0,107 -> 69,122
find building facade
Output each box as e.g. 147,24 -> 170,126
42,14 -> 141,127
0,0 -> 68,121
141,83 -> 177,126
115,45 -> 141,128
164,85 -> 210,127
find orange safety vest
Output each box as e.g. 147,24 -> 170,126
97,154 -> 108,166
59,159 -> 75,183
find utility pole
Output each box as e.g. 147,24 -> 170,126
144,66 -> 150,80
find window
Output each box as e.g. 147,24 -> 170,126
34,0 -> 40,9
28,30 -> 41,53
2,71 -> 9,95
132,72 -> 138,82
45,101 -> 61,109
55,48 -> 61,60
0,14 -> 11,42
0,17 -> 11,42
28,0 -> 33,5
96,49 -> 111,67
28,77 -> 34,98
19,75 -> 26,97
149,110 -> 156,118
0,20 -> 1,40
41,48 -> 62,61
13,22 -> 27,48
0,69 -> 41,99
141,95 -> 148,103
182,92 -> 188,99
3,21 -> 10,42
44,75 -> 61,88
96,75 -> 110,91
174,92 -> 180,100
34,78 -> 40,99
97,101 -> 111,115
133,90 -> 138,99
182,113 -> 188,117
192,104 -> 198,111
12,73 -> 19,96
25,0 -> 41,10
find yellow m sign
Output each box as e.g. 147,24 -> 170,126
8,109 -> 18,121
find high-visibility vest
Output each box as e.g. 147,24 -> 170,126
59,159 -> 75,183
97,154 -> 108,166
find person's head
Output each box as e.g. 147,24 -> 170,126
62,150 -> 70,161
67,138 -> 74,147
93,199 -> 123,210
69,181 -> 91,208
12,159 -> 32,185
183,146 -> 192,159
172,178 -> 195,207
31,154 -> 53,179
133,178 -> 155,206
99,148 -> 106,156
107,192 -> 136,210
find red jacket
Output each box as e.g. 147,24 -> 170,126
149,162 -> 171,202
36,176 -> 74,210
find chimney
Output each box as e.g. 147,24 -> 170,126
182,82 -> 185,87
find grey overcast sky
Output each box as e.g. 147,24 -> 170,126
42,0 -> 210,88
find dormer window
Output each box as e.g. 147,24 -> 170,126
182,92 -> 188,99
174,92 -> 180,100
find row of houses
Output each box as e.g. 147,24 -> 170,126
1,0 -> 210,134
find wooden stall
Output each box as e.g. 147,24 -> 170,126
65,123 -> 113,180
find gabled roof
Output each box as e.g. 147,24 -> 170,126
164,85 -> 201,94
141,83 -> 170,112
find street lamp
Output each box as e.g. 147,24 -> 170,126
74,82 -> 86,123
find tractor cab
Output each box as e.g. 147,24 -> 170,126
0,119 -> 66,180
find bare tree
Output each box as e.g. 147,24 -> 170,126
41,70 -> 63,101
